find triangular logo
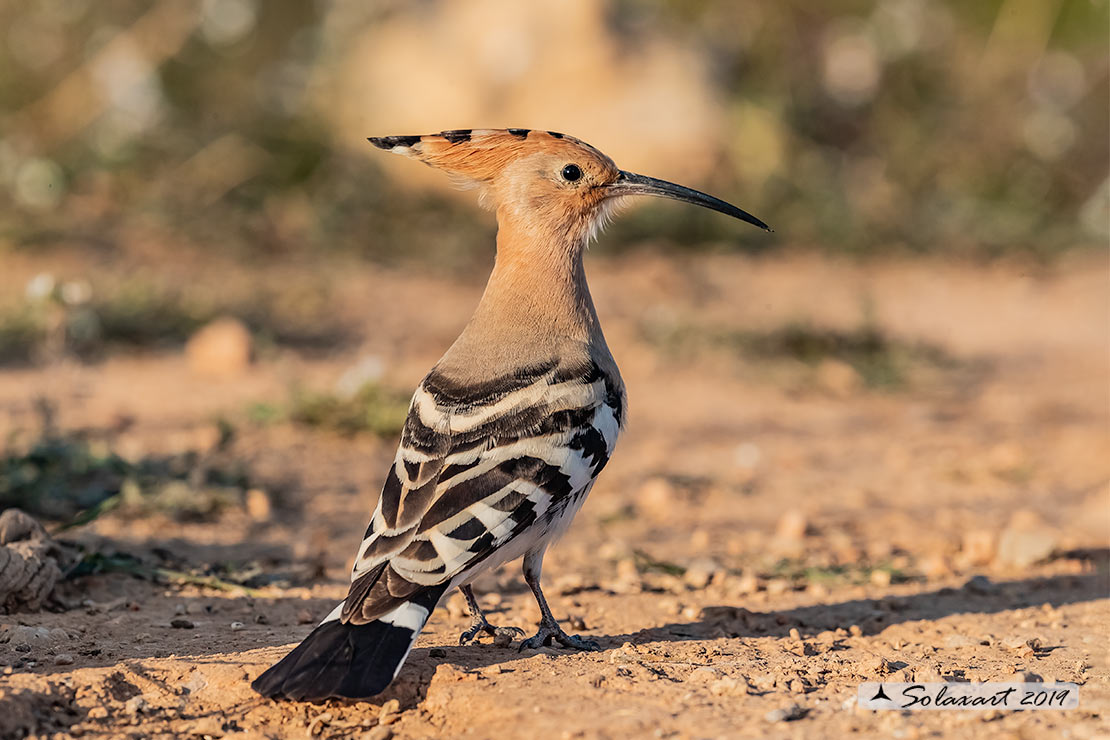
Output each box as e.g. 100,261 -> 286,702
870,684 -> 891,702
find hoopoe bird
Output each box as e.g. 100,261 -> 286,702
253,129 -> 770,701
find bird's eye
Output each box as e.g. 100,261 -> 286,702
561,164 -> 582,182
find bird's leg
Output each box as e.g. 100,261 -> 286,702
518,550 -> 600,651
457,585 -> 524,645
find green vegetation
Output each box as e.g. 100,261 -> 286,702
0,276 -> 351,366
633,548 -> 688,577
249,382 -> 411,438
0,1 -> 1104,265
626,550 -> 915,586
288,382 -> 411,437
1,414 -> 252,528
732,322 -> 953,389
643,315 -> 964,390
768,558 -> 913,587
69,552 -> 268,597
0,306 -> 45,365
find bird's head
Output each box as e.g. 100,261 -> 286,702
369,128 -> 771,245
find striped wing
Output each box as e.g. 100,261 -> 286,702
339,359 -> 623,624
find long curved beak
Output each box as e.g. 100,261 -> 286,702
607,171 -> 772,232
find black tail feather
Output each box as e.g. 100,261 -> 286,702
253,587 -> 445,702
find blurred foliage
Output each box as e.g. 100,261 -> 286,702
0,271 -> 351,365
608,0 -> 1109,258
643,314 -> 968,390
250,381 -> 411,438
0,0 -> 1105,265
0,306 -> 43,365
627,549 -> 914,585
1,407 -> 252,526
732,321 -> 952,389
768,558 -> 914,587
69,551 -> 269,596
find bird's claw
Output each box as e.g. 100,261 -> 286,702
459,620 -> 524,646
458,624 -> 483,645
518,625 -> 600,652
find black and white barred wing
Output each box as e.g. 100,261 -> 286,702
339,361 -> 622,625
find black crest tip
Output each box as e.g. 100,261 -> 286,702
368,135 -> 421,150
440,129 -> 472,143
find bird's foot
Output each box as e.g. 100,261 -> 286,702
518,622 -> 600,652
459,616 -> 524,646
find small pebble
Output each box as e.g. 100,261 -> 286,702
683,559 -> 719,590
378,699 -> 400,724
688,666 -> 718,683
964,575 -> 995,595
765,704 -> 808,722
914,664 -> 944,683
245,488 -> 272,521
230,621 -> 245,631
296,609 -> 315,624
729,572 -> 760,596
170,618 -> 194,629
54,653 -> 74,666
750,674 -> 776,691
710,676 -> 750,696
429,647 -> 447,658
306,712 -> 333,736
944,634 -> 973,649
364,726 -> 393,740
766,578 -> 790,595
775,510 -> 807,541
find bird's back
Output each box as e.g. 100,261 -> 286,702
252,350 -> 623,701
342,350 -> 624,624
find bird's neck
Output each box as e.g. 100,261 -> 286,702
436,213 -> 608,375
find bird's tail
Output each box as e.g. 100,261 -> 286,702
252,586 -> 446,702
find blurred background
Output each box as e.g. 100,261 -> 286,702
0,5 -> 1107,734
1,0 -> 1107,270
0,0 -> 1108,618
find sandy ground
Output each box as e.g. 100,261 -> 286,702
0,250 -> 1107,739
